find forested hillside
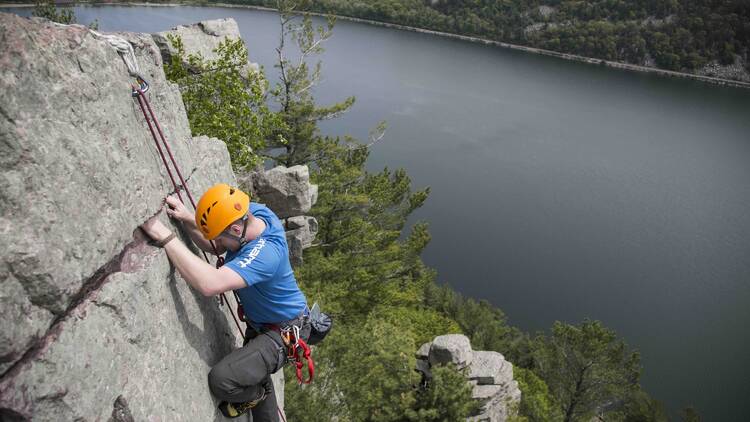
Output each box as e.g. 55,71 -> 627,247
233,0 -> 750,81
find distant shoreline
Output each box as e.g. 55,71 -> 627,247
4,1 -> 750,90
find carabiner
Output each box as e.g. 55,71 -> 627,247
131,73 -> 150,97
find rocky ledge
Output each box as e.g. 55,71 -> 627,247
416,334 -> 522,421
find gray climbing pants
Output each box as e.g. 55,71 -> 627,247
208,319 -> 310,422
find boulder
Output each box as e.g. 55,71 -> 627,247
468,381 -> 522,422
249,165 -> 318,219
285,215 -> 318,266
152,18 -> 260,75
418,334 -> 521,421
416,342 -> 432,360
285,215 -> 318,246
429,334 -> 473,369
468,351 -> 513,386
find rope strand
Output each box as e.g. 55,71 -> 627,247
133,87 -> 246,342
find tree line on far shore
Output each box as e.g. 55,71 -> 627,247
228,0 -> 749,79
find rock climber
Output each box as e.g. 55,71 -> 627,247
140,183 -> 309,420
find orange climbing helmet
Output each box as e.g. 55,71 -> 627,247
195,184 -> 250,240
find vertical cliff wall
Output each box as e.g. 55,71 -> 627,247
0,13 -> 258,420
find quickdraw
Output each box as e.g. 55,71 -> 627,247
280,325 -> 314,384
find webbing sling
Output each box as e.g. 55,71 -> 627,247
131,85 -> 246,342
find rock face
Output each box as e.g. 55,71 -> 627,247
0,14 -> 284,421
416,334 -> 521,422
248,165 -> 318,219
429,334 -> 474,369
241,165 -> 319,265
284,215 -> 319,266
152,18 -> 260,74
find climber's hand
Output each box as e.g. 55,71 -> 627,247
165,195 -> 193,223
140,216 -> 172,242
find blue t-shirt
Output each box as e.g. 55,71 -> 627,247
224,203 -> 307,324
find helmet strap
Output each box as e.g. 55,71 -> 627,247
221,214 -> 250,248
237,214 -> 250,247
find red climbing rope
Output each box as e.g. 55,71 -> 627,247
132,85 -> 246,342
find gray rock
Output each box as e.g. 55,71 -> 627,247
286,216 -> 318,248
286,234 -> 304,268
0,245 -> 239,421
418,333 -> 521,421
468,351 -> 513,386
0,14 -> 285,419
285,216 -> 318,266
0,13 -> 192,374
468,381 -> 522,422
472,384 -> 505,401
250,165 -> 318,219
429,334 -> 473,369
152,18 -> 260,75
416,342 -> 431,360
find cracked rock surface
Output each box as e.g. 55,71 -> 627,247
0,13 -> 286,421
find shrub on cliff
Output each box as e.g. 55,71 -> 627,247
164,35 -> 281,171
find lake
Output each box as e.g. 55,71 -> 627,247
5,5 -> 750,420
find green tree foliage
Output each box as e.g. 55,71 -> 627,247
262,3 -> 481,419
680,406 -> 702,422
616,389 -> 669,422
33,0 -> 75,24
410,364 -> 479,420
533,320 -> 641,422
285,315 -> 476,421
423,282 -> 532,367
32,0 -> 98,29
268,0 -> 355,167
514,367 -> 564,422
164,34 -> 280,171
232,0 -> 749,76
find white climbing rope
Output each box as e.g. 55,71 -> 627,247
89,30 -> 140,76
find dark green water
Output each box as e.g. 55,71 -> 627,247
6,5 -> 750,420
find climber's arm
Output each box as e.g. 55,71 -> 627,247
141,216 -> 244,296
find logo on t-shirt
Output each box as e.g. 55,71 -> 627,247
237,238 -> 267,269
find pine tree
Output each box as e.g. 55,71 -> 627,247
534,320 -> 641,422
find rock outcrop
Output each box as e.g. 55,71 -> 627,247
241,165 -> 319,266
247,165 -> 318,219
416,335 -> 522,422
152,18 -> 260,75
0,14 -> 289,421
